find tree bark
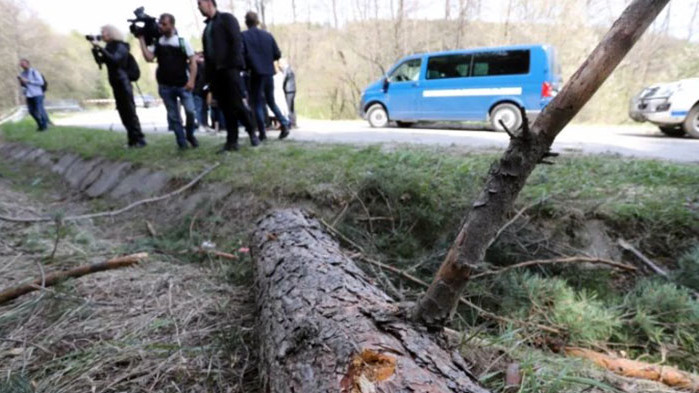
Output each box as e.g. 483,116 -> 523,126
253,209 -> 489,393
413,0 -> 671,327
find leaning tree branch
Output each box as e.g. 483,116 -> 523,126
0,253 -> 148,305
0,164 -> 220,223
413,0 -> 671,327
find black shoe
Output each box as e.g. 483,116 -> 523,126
132,140 -> 147,148
250,134 -> 260,147
218,143 -> 239,153
279,125 -> 290,140
187,135 -> 199,148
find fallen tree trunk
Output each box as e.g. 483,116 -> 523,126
253,209 -> 489,393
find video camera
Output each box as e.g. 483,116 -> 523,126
85,34 -> 104,69
128,7 -> 160,47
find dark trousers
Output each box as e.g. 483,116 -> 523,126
159,85 -> 198,148
250,74 -> 288,137
212,68 -> 254,146
110,79 -> 145,145
193,94 -> 209,127
285,92 -> 296,127
26,95 -> 49,130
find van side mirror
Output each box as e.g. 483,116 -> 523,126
382,77 -> 389,92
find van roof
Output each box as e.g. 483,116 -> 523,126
401,44 -> 552,60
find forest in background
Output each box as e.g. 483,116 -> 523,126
1,0 -> 698,123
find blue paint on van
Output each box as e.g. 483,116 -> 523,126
360,44 -> 561,127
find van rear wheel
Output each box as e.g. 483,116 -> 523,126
682,105 -> 699,139
367,104 -> 389,128
491,103 -> 523,133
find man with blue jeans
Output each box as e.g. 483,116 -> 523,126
18,59 -> 49,131
138,13 -> 199,149
242,11 -> 290,140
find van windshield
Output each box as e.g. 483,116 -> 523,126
388,59 -> 422,82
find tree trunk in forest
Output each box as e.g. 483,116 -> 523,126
253,209 -> 489,393
413,0 -> 671,327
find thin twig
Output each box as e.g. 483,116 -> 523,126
0,164 -> 220,223
49,219 -> 62,260
489,196 -> 550,247
0,338 -> 54,356
471,256 -> 637,279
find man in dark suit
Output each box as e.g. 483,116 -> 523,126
242,11 -> 290,140
197,0 -> 259,152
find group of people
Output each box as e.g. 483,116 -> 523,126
19,0 -> 296,153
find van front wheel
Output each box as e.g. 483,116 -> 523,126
367,104 -> 389,128
683,105 -> 699,139
491,103 -> 523,133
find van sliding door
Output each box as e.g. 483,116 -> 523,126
420,53 -> 475,121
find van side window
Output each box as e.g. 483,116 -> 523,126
426,54 -> 472,80
388,59 -> 422,82
472,50 -> 530,76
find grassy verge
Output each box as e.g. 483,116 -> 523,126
2,120 -> 696,256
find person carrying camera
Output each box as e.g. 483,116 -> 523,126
197,0 -> 259,152
138,13 -> 199,150
90,25 -> 146,148
17,59 -> 49,131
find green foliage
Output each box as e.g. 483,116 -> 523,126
499,272 -> 621,343
620,279 -> 699,367
674,245 -> 699,291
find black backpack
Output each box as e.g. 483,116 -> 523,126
40,72 -> 48,92
125,53 -> 141,82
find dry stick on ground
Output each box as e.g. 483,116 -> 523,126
619,239 -> 699,298
0,164 -> 221,224
566,347 -> 699,392
413,0 -> 671,327
0,253 -> 148,305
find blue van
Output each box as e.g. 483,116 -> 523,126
359,44 -> 561,130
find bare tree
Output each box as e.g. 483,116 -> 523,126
412,0 -> 671,327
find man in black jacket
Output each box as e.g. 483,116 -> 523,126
91,25 -> 146,148
197,0 -> 258,152
242,12 -> 290,140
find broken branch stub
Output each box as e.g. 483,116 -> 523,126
413,0 -> 671,327
253,209 -> 489,393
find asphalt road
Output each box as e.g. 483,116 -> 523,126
55,107 -> 699,163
